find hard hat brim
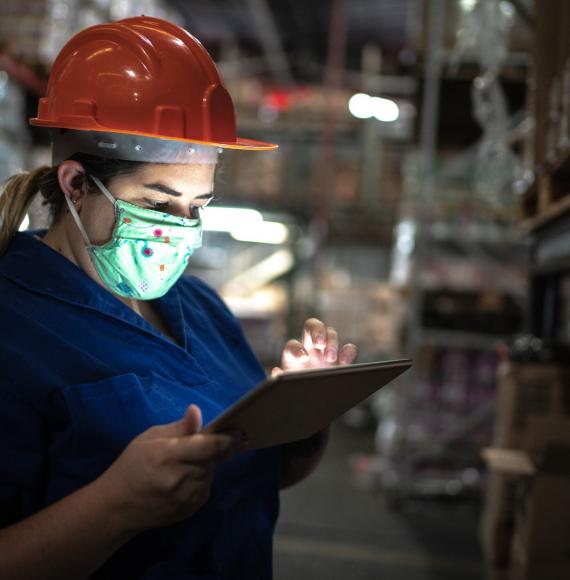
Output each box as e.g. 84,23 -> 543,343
30,120 -> 279,151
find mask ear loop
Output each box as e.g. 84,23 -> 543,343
64,193 -> 93,250
63,174 -> 117,250
89,175 -> 116,205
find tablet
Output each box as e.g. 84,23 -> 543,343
202,358 -> 412,450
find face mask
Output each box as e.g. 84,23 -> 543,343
65,175 -> 203,300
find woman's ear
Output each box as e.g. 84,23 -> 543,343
57,161 -> 88,210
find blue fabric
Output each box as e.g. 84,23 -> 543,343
0,231 -> 283,579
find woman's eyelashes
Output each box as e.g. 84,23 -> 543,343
146,198 -> 213,218
148,199 -> 169,211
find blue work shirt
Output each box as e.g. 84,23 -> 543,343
0,231 -> 283,579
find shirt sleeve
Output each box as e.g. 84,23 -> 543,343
0,389 -> 47,528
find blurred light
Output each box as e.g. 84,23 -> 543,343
52,2 -> 70,19
265,89 -> 291,112
19,214 -> 30,232
396,235 -> 414,254
231,221 -> 289,245
202,207 -> 263,232
395,219 -> 415,254
202,207 -> 288,245
228,249 -> 294,293
371,97 -> 400,122
348,93 -> 400,122
500,1 -> 515,17
399,102 -> 417,118
348,93 -> 373,119
460,0 -> 477,11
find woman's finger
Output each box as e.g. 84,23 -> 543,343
324,326 -> 339,364
143,404 -> 202,439
302,318 -> 327,352
281,339 -> 310,369
338,343 -> 358,365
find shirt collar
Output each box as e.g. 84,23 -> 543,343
0,230 -> 187,348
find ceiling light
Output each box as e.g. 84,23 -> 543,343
349,92 -> 400,122
348,93 -> 374,119
372,97 -> 400,122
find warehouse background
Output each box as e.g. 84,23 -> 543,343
1,1 -> 569,579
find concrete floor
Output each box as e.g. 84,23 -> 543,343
274,421 -> 484,580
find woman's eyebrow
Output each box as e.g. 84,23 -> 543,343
143,183 -> 214,200
144,183 -> 182,197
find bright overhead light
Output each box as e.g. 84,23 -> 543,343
371,96 -> 400,122
349,93 -> 400,122
230,221 -> 289,245
348,93 -> 374,119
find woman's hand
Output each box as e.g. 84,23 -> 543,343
275,318 -> 358,489
272,317 -> 358,375
96,405 -> 246,533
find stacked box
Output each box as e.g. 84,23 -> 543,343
482,362 -> 570,577
493,362 -> 570,449
510,444 -> 570,580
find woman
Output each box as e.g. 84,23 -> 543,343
0,16 -> 357,580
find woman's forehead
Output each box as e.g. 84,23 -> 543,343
139,162 -> 216,181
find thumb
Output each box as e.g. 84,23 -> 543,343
179,404 -> 202,436
145,404 -> 202,439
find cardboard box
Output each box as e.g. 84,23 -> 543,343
480,470 -> 518,568
481,442 -> 570,574
493,362 -> 570,449
510,443 -> 570,565
521,417 -> 570,463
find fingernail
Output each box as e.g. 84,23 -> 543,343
325,348 -> 337,362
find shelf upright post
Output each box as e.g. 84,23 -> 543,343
394,0 -> 446,497
406,0 -> 445,376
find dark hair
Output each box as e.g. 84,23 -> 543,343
0,153 -> 145,255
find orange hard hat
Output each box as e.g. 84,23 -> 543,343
30,16 -> 277,151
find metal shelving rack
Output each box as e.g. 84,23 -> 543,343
378,0 -> 530,504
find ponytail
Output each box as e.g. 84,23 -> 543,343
0,154 -> 144,257
0,167 -> 51,256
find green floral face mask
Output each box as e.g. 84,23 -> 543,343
65,175 -> 203,300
